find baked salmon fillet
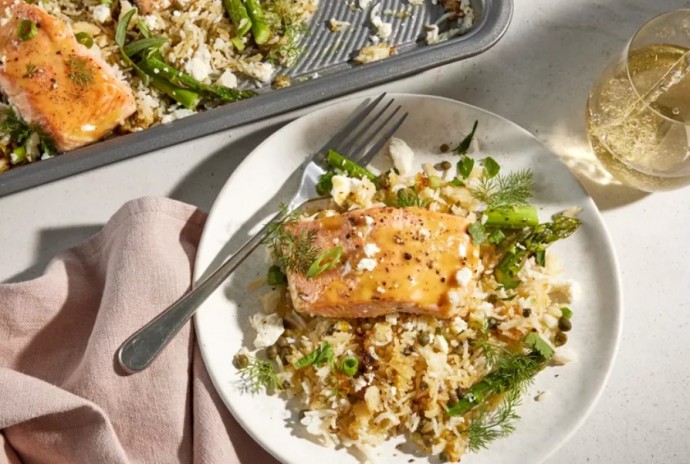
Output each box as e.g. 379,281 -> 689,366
0,1 -> 136,151
286,207 -> 481,319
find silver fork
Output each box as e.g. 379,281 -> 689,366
117,94 -> 408,373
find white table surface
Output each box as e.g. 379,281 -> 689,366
2,0 -> 688,462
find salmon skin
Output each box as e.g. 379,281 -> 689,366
286,207 -> 480,319
0,1 -> 136,152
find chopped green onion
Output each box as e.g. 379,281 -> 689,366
482,157 -> 500,178
428,175 -> 443,189
18,20 -> 37,41
307,247 -> 343,279
341,356 -> 359,376
267,265 -> 287,285
10,145 -> 26,164
561,307 -> 573,319
75,32 -> 94,48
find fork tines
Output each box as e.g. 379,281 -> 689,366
321,93 -> 408,167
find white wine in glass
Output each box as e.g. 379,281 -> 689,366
586,11 -> 690,192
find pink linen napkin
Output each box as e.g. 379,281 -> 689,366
0,197 -> 277,464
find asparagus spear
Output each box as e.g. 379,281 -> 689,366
148,74 -> 201,109
494,213 -> 581,289
326,149 -> 377,182
139,56 -> 255,102
447,335 -> 553,417
244,0 -> 270,45
484,206 -> 539,229
224,0 -> 252,36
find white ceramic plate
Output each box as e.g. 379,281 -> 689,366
194,94 -> 622,464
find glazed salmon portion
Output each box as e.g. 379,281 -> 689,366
0,1 -> 136,151
286,207 -> 481,319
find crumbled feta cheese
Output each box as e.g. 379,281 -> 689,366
370,4 -> 392,39
388,137 -> 414,176
161,108 -> 195,124
330,175 -> 377,208
358,0 -> 372,9
364,215 -> 375,226
458,242 -> 467,258
451,316 -> 468,334
143,14 -> 160,31
215,70 -> 238,89
353,376 -> 368,392
434,334 -> 449,353
240,60 -> 274,83
419,228 -> 430,238
425,24 -> 440,44
249,312 -> 284,349
92,4 -> 111,23
456,267 -> 473,287
184,46 -> 212,81
328,18 -> 351,32
357,258 -> 377,272
81,124 -> 96,132
363,243 -> 381,258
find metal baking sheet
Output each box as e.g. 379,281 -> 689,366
0,0 -> 512,197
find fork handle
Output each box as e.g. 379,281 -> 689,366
116,215 -> 277,374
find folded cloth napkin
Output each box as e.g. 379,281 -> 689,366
0,197 -> 276,464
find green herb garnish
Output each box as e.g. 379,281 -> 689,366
295,342 -> 335,368
468,221 -> 487,245
262,204 -> 319,275
23,63 -> 37,78
523,332 -> 555,359
467,387 -> 521,452
457,155 -> 474,179
307,246 -> 343,278
67,56 -> 94,87
561,307 -> 573,319
390,187 -> 427,208
482,157 -> 500,178
487,229 -> 506,245
454,119 -> 478,156
18,19 -> 37,41
470,169 -> 534,209
236,355 -> 281,393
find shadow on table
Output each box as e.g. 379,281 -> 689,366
3,225 -> 103,284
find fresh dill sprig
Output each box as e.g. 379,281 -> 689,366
23,63 -> 38,78
237,355 -> 281,393
67,56 -> 94,87
470,169 -> 534,209
390,187 -> 428,208
264,0 -> 309,66
467,388 -> 521,452
262,204 -> 320,275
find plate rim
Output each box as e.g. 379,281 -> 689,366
193,92 -> 624,464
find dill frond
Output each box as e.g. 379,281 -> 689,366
467,388 -> 522,452
470,169 -> 534,209
238,356 -> 281,393
262,204 -> 320,274
390,187 -> 428,208
67,56 -> 94,87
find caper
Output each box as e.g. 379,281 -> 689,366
298,409 -> 308,420
279,346 -> 291,364
440,160 -> 452,170
440,143 -> 450,153
558,317 -> 572,332
266,345 -> 278,360
554,331 -> 568,346
232,353 -> 249,369
377,172 -> 391,189
281,380 -> 290,390
439,450 -> 451,463
417,332 -> 431,346
403,346 -> 413,356
277,337 -> 288,347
